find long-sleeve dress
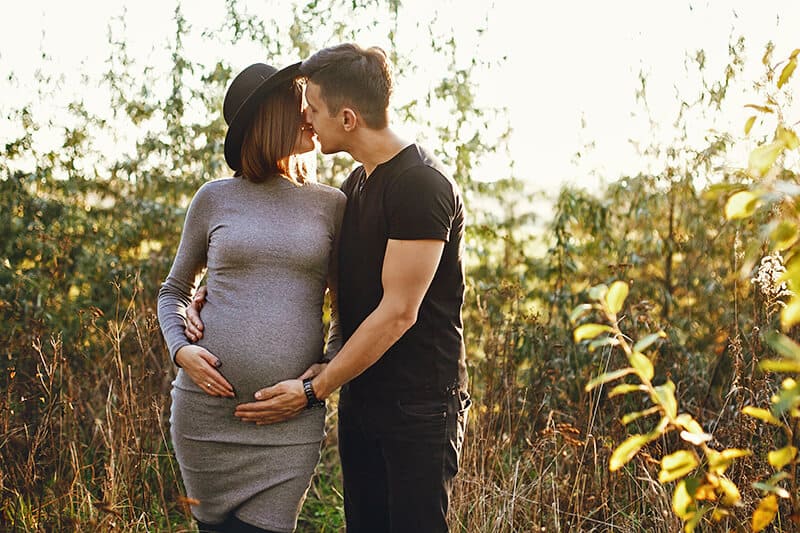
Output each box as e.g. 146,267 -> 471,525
157,175 -> 346,532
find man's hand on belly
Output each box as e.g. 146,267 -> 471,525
234,379 -> 308,424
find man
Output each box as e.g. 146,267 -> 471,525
187,44 -> 469,532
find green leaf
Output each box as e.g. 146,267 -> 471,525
777,58 -> 797,89
569,303 -> 593,324
771,220 -> 799,251
633,331 -> 666,354
765,330 -> 800,360
609,433 -> 649,472
744,115 -> 757,135
781,297 -> 800,330
766,471 -> 791,485
588,335 -> 620,352
771,380 -> 800,416
628,351 -> 654,381
574,323 -> 613,343
621,406 -> 660,425
748,141 -> 784,176
588,283 -> 608,302
652,380 -> 678,419
752,481 -> 791,499
742,406 -> 781,426
605,281 -> 628,315
724,190 -> 759,219
752,495 -> 778,532
608,383 -> 644,398
585,368 -> 634,391
768,445 -> 797,470
659,450 -> 698,483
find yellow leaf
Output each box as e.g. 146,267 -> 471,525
744,103 -> 774,114
585,368 -> 634,391
621,406 -> 660,425
778,58 -> 797,89
672,480 -> 695,520
719,448 -> 752,461
574,323 -> 613,343
768,445 -> 797,470
742,406 -> 781,426
608,383 -> 644,398
760,359 -> 800,373
605,281 -> 628,315
659,450 -> 698,483
778,126 -> 800,150
724,190 -> 759,220
711,508 -> 730,522
744,115 -> 756,135
748,141 -> 784,176
680,430 -> 712,445
675,414 -> 705,435
771,220 -> 799,251
707,448 -> 752,476
629,351 -> 654,381
752,494 -> 779,532
609,434 -> 649,472
651,381 -> 678,420
718,477 -> 741,506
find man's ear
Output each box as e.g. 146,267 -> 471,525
341,108 -> 358,132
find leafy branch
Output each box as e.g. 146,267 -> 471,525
574,281 -> 748,532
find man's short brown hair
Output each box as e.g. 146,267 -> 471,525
238,79 -> 307,184
300,43 -> 393,130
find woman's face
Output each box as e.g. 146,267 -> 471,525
294,119 -> 316,155
293,86 -> 316,155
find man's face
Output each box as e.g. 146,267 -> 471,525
304,81 -> 343,154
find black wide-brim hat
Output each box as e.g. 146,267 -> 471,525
223,61 -> 301,172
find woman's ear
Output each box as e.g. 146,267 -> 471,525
341,108 -> 358,132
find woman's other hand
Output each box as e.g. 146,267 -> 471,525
175,345 -> 235,398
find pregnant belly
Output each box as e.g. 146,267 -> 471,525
194,308 -> 324,399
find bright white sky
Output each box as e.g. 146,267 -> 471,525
1,0 -> 798,198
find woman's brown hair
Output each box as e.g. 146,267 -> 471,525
237,79 -> 307,184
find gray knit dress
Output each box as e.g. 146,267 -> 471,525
157,176 -> 346,532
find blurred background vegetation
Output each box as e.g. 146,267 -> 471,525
1,0 -> 799,531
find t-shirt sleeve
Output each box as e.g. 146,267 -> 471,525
157,183 -> 212,364
385,166 -> 455,242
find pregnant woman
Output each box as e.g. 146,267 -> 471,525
157,61 -> 345,533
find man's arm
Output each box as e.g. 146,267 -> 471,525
234,238 -> 444,424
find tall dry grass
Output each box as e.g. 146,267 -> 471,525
1,280 -> 189,532
1,276 -> 790,532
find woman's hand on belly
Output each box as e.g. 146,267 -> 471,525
175,345 -> 235,398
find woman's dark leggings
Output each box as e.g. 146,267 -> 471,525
195,514 -> 281,533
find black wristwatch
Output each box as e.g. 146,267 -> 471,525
302,378 -> 324,409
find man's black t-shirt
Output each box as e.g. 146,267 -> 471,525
338,144 -> 467,400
